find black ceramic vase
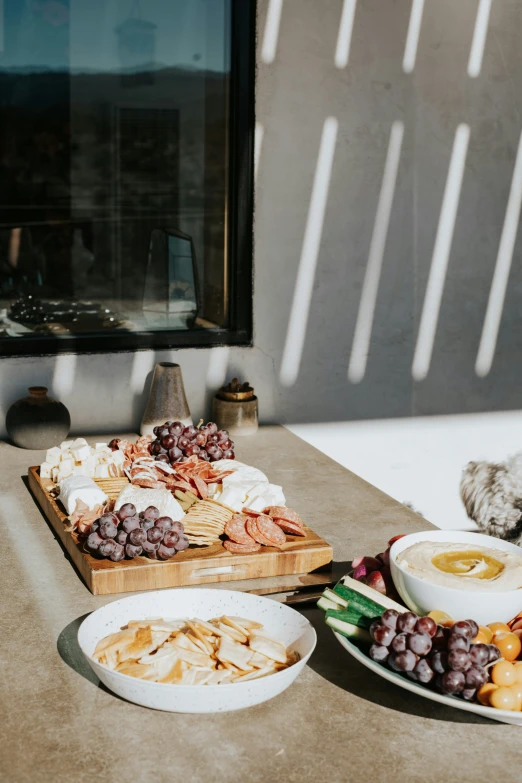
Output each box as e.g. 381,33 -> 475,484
6,386 -> 71,449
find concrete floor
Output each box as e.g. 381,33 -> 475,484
287,410 -> 522,531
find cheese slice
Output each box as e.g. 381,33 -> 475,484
46,447 -> 62,467
114,484 -> 184,521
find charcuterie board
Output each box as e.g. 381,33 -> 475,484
28,467 -> 333,595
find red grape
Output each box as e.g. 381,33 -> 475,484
465,665 -> 488,688
441,670 -> 465,694
159,428 -> 169,438
175,536 -> 189,551
155,517 -> 173,533
469,643 -> 489,667
98,539 -> 117,558
391,633 -> 408,653
208,433 -> 220,443
169,446 -> 183,461
140,518 -> 155,532
110,543 -> 125,562
163,530 -> 179,548
369,644 -> 389,663
157,543 -> 176,560
183,425 -> 198,439
451,621 -> 473,639
217,429 -> 229,442
151,440 -> 162,455
394,650 -> 417,671
447,649 -> 471,672
141,538 -> 160,554
195,432 -> 207,446
125,543 -> 143,558
430,650 -> 448,674
185,444 -> 201,456
415,617 -> 437,637
465,619 -> 479,639
161,435 -> 175,450
147,526 -> 163,544
117,504 -> 136,521
122,515 -> 140,534
108,438 -> 121,450
99,520 -> 117,539
156,454 -> 170,463
381,609 -> 399,630
178,436 -> 190,449
408,632 -> 432,656
143,506 -> 160,521
397,612 -> 418,633
206,422 -> 218,434
86,531 -> 103,551
221,449 -> 235,460
447,635 -> 469,652
199,451 -> 210,461
370,622 -> 395,646
414,658 -> 434,684
487,644 -> 501,662
220,438 -> 232,450
169,422 -> 184,435
116,530 -> 128,546
129,528 -> 146,546
432,625 -> 447,649
462,688 -> 476,701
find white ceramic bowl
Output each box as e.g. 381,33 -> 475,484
390,530 -> 522,625
78,588 -> 316,713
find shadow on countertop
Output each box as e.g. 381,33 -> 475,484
57,614 -> 128,703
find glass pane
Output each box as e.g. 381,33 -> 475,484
0,0 -> 230,340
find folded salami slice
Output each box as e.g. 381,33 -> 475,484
224,515 -> 255,545
223,539 -> 261,554
245,516 -> 276,548
262,506 -> 303,526
242,507 -> 261,517
256,514 -> 287,546
273,518 -> 306,536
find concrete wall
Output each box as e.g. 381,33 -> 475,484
2,0 -> 522,436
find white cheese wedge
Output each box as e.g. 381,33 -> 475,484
45,447 -> 62,467
40,462 -> 52,479
58,476 -> 108,515
94,463 -> 110,479
95,442 -> 108,450
71,437 -> 88,449
60,440 -> 74,450
58,458 -> 74,480
82,455 -> 97,477
112,449 -> 126,466
114,485 -> 184,521
244,484 -> 286,512
71,443 -> 91,462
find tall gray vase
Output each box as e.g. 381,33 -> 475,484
140,362 -> 192,436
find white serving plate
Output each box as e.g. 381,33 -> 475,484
390,530 -> 522,625
78,588 -> 316,713
333,631 -> 522,727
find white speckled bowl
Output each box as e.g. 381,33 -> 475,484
78,588 -> 316,713
390,530 -> 522,625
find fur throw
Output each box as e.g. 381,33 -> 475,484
460,453 -> 522,545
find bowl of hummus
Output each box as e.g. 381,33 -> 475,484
390,531 -> 522,624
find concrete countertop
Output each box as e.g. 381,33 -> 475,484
2,425 -> 520,783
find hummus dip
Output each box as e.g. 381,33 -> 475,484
396,541 -> 522,591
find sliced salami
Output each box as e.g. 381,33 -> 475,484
273,518 -> 306,536
224,516 -> 255,545
245,516 -> 277,548
242,507 -> 261,517
263,506 -> 303,526
223,539 -> 261,554
256,514 -> 287,546
193,476 -> 208,500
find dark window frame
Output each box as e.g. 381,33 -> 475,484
0,0 -> 255,358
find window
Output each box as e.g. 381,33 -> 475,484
0,0 -> 254,355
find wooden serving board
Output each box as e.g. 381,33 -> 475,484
28,467 -> 333,595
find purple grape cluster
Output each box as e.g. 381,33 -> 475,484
150,420 -> 235,464
84,503 -> 189,561
369,611 -> 501,701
